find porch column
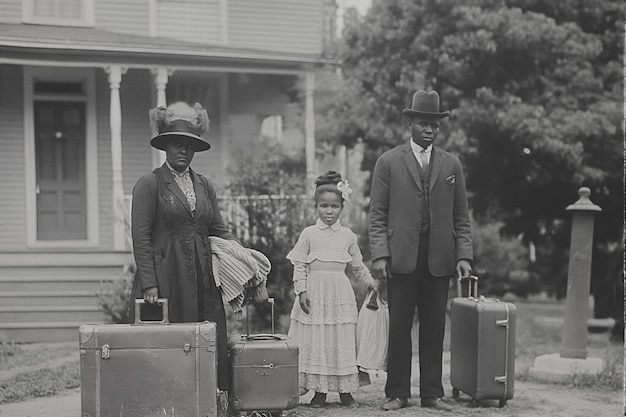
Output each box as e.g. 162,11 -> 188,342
105,65 -> 127,251
219,73 -> 231,175
151,67 -> 172,168
304,71 -> 316,196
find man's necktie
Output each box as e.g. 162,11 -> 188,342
419,150 -> 429,171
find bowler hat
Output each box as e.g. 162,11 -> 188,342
149,102 -> 211,152
402,90 -> 450,119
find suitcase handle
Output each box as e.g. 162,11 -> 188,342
246,297 -> 275,336
245,334 -> 286,341
134,298 -> 170,324
457,275 -> 479,299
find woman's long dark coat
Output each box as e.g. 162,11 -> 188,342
130,164 -> 236,323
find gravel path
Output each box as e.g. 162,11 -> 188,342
0,352 -> 622,417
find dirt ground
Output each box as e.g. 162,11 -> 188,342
0,352 -> 622,417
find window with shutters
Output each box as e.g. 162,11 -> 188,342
23,0 -> 95,27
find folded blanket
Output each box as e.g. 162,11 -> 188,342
209,236 -> 271,314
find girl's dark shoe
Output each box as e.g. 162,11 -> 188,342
340,393 -> 358,407
309,392 -> 327,408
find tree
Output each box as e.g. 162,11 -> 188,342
225,138 -> 312,329
322,0 -> 623,299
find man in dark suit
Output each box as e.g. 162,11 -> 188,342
369,89 -> 473,411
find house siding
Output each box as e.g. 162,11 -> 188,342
228,0 -> 324,54
119,69 -> 153,194
0,65 -> 27,250
95,0 -> 151,37
0,0 -> 326,55
229,74 -> 290,115
154,0 -> 222,45
0,0 -> 22,24
190,127 -> 225,183
95,0 -> 223,45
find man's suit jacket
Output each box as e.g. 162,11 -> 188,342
369,142 -> 473,276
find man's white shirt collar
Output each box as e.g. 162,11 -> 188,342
410,139 -> 432,153
315,218 -> 341,231
410,139 -> 432,168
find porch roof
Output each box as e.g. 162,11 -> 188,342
0,23 -> 333,73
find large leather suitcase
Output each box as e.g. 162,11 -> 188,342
79,299 -> 219,417
450,276 -> 516,408
227,298 -> 299,416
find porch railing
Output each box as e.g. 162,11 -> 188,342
218,194 -> 310,245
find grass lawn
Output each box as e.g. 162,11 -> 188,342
0,341 -> 79,404
510,299 -> 623,389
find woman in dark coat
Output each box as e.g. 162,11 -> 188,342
130,102 -> 236,391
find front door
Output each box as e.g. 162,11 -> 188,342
34,101 -> 87,240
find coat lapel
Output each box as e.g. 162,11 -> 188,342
160,164 -> 194,217
429,147 -> 443,190
190,169 -> 206,220
401,143 -> 423,191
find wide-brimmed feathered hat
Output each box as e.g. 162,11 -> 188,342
402,90 -> 450,119
149,102 -> 211,152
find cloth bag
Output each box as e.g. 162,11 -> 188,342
356,290 -> 389,372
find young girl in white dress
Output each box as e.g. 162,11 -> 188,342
287,171 -> 378,408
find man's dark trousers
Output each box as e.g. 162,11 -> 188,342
385,232 -> 450,399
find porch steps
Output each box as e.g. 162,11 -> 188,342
0,253 -> 133,343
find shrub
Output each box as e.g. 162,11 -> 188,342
97,264 -> 134,324
225,137 -> 311,332
472,220 -> 542,297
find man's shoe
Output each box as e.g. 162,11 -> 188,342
421,397 -> 454,411
382,397 -> 408,411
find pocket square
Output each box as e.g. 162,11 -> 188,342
445,175 -> 456,185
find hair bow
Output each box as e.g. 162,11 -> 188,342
336,180 -> 353,201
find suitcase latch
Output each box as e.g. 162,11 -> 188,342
253,363 -> 274,376
101,344 -> 110,360
495,376 -> 507,384
496,319 -> 508,327
183,343 -> 192,354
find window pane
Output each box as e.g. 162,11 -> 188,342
33,0 -> 83,19
33,0 -> 55,17
58,0 -> 82,19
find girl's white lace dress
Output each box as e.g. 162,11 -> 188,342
287,219 -> 374,394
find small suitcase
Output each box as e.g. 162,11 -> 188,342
80,299 -> 219,417
450,276 -> 516,408
228,298 -> 299,416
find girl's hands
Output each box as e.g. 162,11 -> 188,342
368,279 -> 381,292
368,278 -> 387,303
299,291 -> 311,314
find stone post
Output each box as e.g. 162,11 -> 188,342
560,187 -> 601,359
